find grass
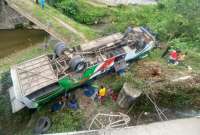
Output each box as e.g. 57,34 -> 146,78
54,0 -> 108,25
0,79 -> 32,135
0,43 -> 51,76
43,5 -> 98,40
10,0 -> 98,46
48,110 -> 84,133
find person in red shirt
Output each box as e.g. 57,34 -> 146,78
168,50 -> 178,65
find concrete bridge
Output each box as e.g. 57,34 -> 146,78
3,0 -> 88,45
0,0 -> 29,29
44,117 -> 200,135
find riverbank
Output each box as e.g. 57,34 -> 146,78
0,40 -> 51,77
0,29 -> 46,58
0,28 -> 51,76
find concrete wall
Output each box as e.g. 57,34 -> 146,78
0,0 -> 29,29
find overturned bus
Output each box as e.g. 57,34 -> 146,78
9,27 -> 156,113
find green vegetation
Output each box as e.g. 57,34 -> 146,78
0,72 -> 12,91
48,110 -> 84,133
107,0 -> 200,42
0,72 -> 32,135
52,0 -> 200,69
0,45 -> 50,75
54,0 -> 108,25
41,5 -> 98,40
157,84 -> 200,109
96,74 -> 125,93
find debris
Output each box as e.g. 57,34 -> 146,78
144,93 -> 168,121
89,112 -> 130,130
172,76 -> 192,82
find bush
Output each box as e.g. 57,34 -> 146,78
55,0 -> 108,25
0,71 -> 12,92
48,110 -> 84,133
55,0 -> 79,18
110,79 -> 124,93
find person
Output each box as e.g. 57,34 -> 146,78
39,0 -> 45,9
177,51 -> 186,64
98,85 -> 107,104
123,26 -> 134,38
136,38 -> 146,52
108,88 -> 118,102
50,101 -> 64,112
168,49 -> 178,65
60,93 -> 68,108
111,92 -> 118,102
68,94 -> 78,110
91,87 -> 98,101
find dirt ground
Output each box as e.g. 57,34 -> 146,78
75,88 -> 126,129
127,59 -> 200,124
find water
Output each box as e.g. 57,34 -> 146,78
0,29 -> 46,58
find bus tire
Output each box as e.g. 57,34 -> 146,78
69,55 -> 86,72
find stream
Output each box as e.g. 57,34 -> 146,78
0,29 -> 46,58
